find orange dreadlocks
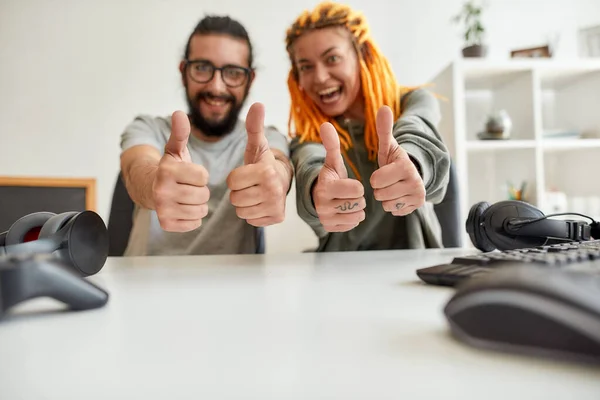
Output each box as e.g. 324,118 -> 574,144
285,1 -> 411,162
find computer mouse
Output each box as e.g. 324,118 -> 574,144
443,265 -> 600,365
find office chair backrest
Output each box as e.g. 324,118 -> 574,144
107,172 -> 135,256
107,172 -> 266,256
434,161 -> 462,248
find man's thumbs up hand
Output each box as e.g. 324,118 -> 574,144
312,122 -> 366,232
243,102 -> 273,165
152,110 -> 210,232
370,105 -> 425,216
164,110 -> 193,162
227,102 -> 290,227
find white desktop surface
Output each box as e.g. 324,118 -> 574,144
1,249 -> 599,399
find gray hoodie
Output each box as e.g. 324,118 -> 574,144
290,88 -> 451,251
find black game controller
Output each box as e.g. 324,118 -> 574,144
0,253 -> 109,320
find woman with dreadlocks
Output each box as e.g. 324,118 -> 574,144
286,1 -> 451,251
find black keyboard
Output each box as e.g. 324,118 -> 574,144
417,240 -> 600,287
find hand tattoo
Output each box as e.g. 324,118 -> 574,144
395,202 -> 405,210
335,201 -> 359,212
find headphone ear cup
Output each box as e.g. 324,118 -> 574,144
483,200 -> 546,250
38,211 -> 79,239
59,211 -> 109,277
4,212 -> 56,248
466,201 -> 496,252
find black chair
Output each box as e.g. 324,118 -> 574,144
434,161 -> 462,248
107,172 -> 266,256
107,172 -> 135,256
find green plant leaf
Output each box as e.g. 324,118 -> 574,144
454,0 -> 485,45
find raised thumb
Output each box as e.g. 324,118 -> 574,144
376,105 -> 397,166
165,110 -> 191,157
244,102 -> 269,164
320,122 -> 347,179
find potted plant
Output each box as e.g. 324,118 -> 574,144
452,1 -> 487,57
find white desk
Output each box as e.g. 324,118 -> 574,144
1,249 -> 600,399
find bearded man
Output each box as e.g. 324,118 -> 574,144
119,15 -> 292,256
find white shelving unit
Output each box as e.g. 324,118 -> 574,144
429,59 -> 600,247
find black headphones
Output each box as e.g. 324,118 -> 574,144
0,211 -> 109,276
466,200 -> 600,252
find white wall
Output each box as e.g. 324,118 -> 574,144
1,0 -> 599,254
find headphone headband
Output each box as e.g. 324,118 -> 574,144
0,237 -> 62,256
505,218 -> 592,242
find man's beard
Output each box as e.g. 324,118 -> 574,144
185,86 -> 249,138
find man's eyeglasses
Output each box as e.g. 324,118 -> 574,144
184,59 -> 251,88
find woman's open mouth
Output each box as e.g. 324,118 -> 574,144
318,86 -> 342,104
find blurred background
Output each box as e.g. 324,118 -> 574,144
1,0 -> 599,253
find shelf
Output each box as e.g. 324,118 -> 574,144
467,148 -> 538,206
461,59 -> 537,90
429,59 -> 600,247
466,140 -> 536,151
542,138 -> 600,151
543,148 -> 599,218
464,71 -> 535,141
539,69 -> 600,143
465,138 -> 600,151
458,58 -> 600,89
538,63 -> 600,90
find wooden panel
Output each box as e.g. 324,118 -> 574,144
0,176 -> 96,232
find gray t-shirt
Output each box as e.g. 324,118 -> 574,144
119,114 -> 290,256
